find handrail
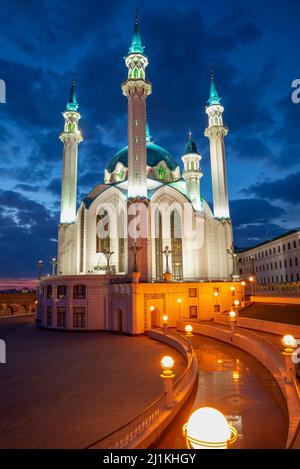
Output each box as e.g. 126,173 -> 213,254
85,331 -> 197,449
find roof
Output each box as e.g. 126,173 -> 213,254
238,229 -> 300,254
106,142 -> 179,172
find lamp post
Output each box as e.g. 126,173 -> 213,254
162,246 -> 172,274
249,276 -> 254,297
177,298 -> 182,321
230,286 -> 235,296
129,241 -> 142,273
213,291 -> 219,310
37,260 -> 43,279
160,355 -> 175,408
162,314 -> 168,335
50,257 -> 57,276
250,255 -> 255,275
101,248 -> 114,274
282,335 -> 297,384
185,324 -> 193,352
241,281 -> 246,303
233,299 -> 240,312
183,407 -> 238,449
229,310 -> 236,334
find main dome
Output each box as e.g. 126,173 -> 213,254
106,142 -> 179,172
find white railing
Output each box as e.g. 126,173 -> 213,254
86,332 -> 198,449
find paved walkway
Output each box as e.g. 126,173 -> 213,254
0,316 -> 185,448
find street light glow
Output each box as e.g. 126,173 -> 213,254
229,311 -> 236,319
183,407 -> 238,449
282,334 -> 296,349
160,355 -> 174,371
162,314 -> 168,322
185,324 -> 193,334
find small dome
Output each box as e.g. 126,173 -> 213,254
106,142 -> 179,173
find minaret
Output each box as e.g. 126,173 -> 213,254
204,67 -> 230,219
182,130 -> 203,211
121,11 -> 152,198
59,78 -> 83,223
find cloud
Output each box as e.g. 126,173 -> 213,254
243,172 -> 300,203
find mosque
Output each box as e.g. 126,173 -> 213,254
37,15 -> 242,333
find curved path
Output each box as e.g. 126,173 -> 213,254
156,335 -> 288,449
0,316 -> 185,448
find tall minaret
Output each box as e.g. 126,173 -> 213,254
204,67 -> 230,219
59,78 -> 83,223
121,11 -> 152,198
182,131 -> 203,211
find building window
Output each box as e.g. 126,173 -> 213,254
290,259 -> 293,267
57,307 -> 66,327
213,287 -> 219,295
46,285 -> 52,299
190,306 -> 197,318
73,284 -> 86,299
283,244 -> 286,252
284,260 -> 287,268
134,155 -> 139,160
279,261 -> 282,268
57,285 -> 67,299
291,274 -> 294,281
293,241 -> 296,248
278,246 -> 281,253
171,210 -> 183,279
46,306 -> 52,326
134,119 -> 138,127
189,288 -> 197,298
73,307 -> 86,328
155,210 -> 163,280
80,208 -> 85,273
96,209 -> 110,254
273,248 -> 276,254
297,273 -> 300,281
288,242 -> 291,250
158,165 -> 166,180
134,136 -> 139,143
295,258 -> 298,266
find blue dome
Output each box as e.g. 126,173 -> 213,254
106,142 -> 178,173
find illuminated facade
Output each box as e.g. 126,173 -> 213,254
37,14 -> 237,332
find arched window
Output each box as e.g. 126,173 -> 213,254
214,116 -> 219,126
79,208 -> 85,273
118,210 -> 125,272
73,284 -> 86,299
155,210 -> 163,280
171,210 -> 183,279
96,208 -> 110,253
157,165 -> 166,180
140,69 -> 144,79
134,68 -> 138,79
191,160 -> 195,171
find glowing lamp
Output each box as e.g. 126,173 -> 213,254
150,305 -> 155,311
241,281 -> 246,286
230,286 -> 235,292
213,291 -> 219,297
282,334 -> 297,353
234,300 -> 240,307
233,371 -> 240,381
185,324 -> 193,335
162,315 -> 168,322
183,407 -> 238,449
249,276 -> 254,282
177,298 -> 182,304
229,311 -> 236,319
160,355 -> 175,378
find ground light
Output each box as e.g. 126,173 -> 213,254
282,335 -> 297,383
183,407 -> 238,449
185,325 -> 193,352
229,310 -> 236,334
249,276 -> 254,296
162,315 -> 168,334
160,356 -> 175,408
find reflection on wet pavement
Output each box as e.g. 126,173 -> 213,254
155,335 -> 288,449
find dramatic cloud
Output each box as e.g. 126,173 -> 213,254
243,172 -> 300,204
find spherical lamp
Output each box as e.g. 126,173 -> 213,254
183,407 -> 237,449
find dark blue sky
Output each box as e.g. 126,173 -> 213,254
0,0 -> 300,280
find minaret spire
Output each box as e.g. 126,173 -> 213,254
122,9 -> 151,199
59,77 -> 83,224
182,130 -> 203,211
204,66 -> 230,219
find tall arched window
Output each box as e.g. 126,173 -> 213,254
79,208 -> 85,273
134,68 -> 138,79
171,210 -> 183,279
96,208 -> 110,253
118,210 -> 125,272
155,210 -> 163,280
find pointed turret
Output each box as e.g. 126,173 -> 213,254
208,65 -> 221,106
182,130 -> 203,211
67,77 -> 78,112
185,129 -> 198,155
146,121 -> 153,143
129,9 -> 144,54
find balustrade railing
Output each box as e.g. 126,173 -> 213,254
86,332 -> 197,449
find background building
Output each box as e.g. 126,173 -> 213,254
237,230 -> 300,285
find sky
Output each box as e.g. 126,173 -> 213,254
0,0 -> 300,285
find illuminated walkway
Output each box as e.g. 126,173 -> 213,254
0,315 -> 185,449
156,334 -> 288,449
